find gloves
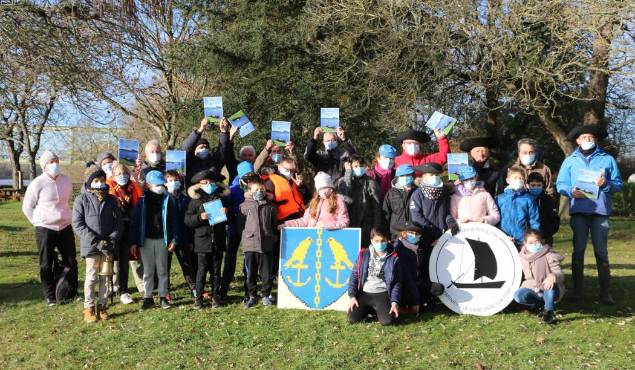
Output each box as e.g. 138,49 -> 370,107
100,240 -> 115,256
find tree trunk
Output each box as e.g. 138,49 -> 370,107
27,153 -> 37,180
536,107 -> 575,156
7,144 -> 22,189
583,21 -> 613,128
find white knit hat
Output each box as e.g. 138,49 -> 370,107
314,171 -> 334,191
39,150 -> 58,170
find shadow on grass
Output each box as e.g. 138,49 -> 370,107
0,251 -> 38,257
0,280 -> 42,304
560,263 -> 635,270
0,224 -> 27,233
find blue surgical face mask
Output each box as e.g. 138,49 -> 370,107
353,167 -> 366,177
324,140 -> 338,151
91,181 -> 106,190
196,149 -> 209,159
423,175 -> 442,188
529,187 -> 543,196
271,153 -> 283,164
378,157 -> 394,170
252,190 -> 265,201
405,234 -> 420,244
405,143 -> 420,156
114,174 -> 129,186
520,154 -> 536,166
372,241 -> 388,253
202,183 -> 217,195
167,180 -> 181,193
580,140 -> 596,151
463,180 -> 476,190
398,175 -> 414,188
46,163 -> 60,177
526,242 -> 543,254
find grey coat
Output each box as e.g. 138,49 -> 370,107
72,186 -> 123,257
237,194 -> 278,253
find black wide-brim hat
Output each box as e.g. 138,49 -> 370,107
413,162 -> 443,175
397,128 -> 431,144
191,169 -> 225,184
566,125 -> 608,141
459,136 -> 498,152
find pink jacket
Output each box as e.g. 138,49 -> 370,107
450,185 -> 500,225
22,173 -> 73,231
284,194 -> 349,229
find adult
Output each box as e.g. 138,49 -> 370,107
394,129 -> 450,173
95,151 -> 116,179
134,139 -> 166,183
459,136 -> 500,197
556,125 -> 623,305
304,126 -> 357,182
22,150 -> 78,306
499,138 -> 554,196
254,139 -> 302,175
182,117 -> 231,187
225,142 -> 257,184
368,144 -> 397,200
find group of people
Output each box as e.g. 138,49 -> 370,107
21,116 -> 624,325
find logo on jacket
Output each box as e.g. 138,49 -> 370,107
429,223 -> 521,316
278,227 -> 360,310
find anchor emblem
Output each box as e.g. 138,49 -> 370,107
284,236 -> 313,287
325,237 -> 354,288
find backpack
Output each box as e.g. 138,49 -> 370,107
52,254 -> 76,303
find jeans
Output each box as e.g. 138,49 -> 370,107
514,286 -> 560,311
570,214 -> 609,264
35,226 -> 78,300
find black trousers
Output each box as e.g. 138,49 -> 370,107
116,240 -> 130,294
35,226 -> 78,300
195,251 -> 223,298
220,224 -> 240,296
168,246 -> 197,291
244,251 -> 273,298
347,292 -> 394,326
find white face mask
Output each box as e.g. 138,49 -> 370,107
147,152 -> 161,165
102,162 -> 113,177
279,167 -> 293,179
150,185 -> 165,195
378,157 -> 394,170
405,143 -> 420,156
508,179 -> 525,191
166,180 -> 181,193
580,140 -> 596,151
91,181 -> 106,189
46,163 -> 60,177
318,188 -> 333,199
520,154 -> 536,166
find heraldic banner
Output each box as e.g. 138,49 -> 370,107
277,227 -> 361,311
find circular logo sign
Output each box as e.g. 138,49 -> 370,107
429,223 -> 522,316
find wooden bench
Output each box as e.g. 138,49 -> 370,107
0,188 -> 23,201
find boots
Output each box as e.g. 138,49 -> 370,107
84,307 -> 98,324
597,262 -> 615,305
571,258 -> 584,301
98,305 -> 109,320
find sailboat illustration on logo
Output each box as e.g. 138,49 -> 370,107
449,238 -> 505,289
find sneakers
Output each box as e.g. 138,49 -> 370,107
160,297 -> 172,309
98,305 -> 109,320
84,308 -> 98,323
267,294 -> 276,303
140,298 -> 154,311
120,293 -> 134,305
211,295 -> 221,308
542,310 -> 555,324
46,298 -> 57,307
262,296 -> 273,306
193,299 -> 203,310
244,296 -> 258,308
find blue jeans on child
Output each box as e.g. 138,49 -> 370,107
514,286 -> 560,311
570,214 -> 609,264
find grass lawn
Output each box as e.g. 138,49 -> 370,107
0,200 -> 633,369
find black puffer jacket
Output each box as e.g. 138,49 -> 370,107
184,183 -> 231,253
382,179 -> 417,240
304,138 -> 357,182
336,170 -> 382,246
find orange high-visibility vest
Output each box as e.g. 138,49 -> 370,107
268,173 -> 305,221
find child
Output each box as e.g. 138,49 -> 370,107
280,172 -> 349,229
527,172 -> 560,245
184,170 -> 231,309
392,223 -> 424,313
348,229 -> 402,325
238,178 -> 278,307
72,165 -> 122,323
382,164 -> 417,240
129,170 -> 181,311
496,166 -> 540,247
514,229 -> 565,324
336,154 -> 383,247
410,162 -> 459,244
450,166 -> 500,225
165,170 -> 197,297
368,144 -> 397,200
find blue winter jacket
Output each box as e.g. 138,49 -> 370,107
348,247 -> 402,304
129,190 -> 180,247
393,240 -> 422,306
228,175 -> 245,217
496,188 -> 540,245
556,147 -> 623,216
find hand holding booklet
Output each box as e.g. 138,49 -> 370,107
203,96 -> 223,124
203,199 -> 227,226
425,111 -> 457,136
575,169 -> 603,200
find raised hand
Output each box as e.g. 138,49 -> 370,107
313,127 -> 323,140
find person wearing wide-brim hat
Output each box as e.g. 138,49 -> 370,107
459,136 -> 500,196
394,128 -> 450,174
556,125 -> 623,305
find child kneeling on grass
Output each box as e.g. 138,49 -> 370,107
348,229 -> 401,325
514,229 -> 565,324
238,178 -> 278,308
73,165 -> 122,323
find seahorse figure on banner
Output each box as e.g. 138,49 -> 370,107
284,236 -> 313,287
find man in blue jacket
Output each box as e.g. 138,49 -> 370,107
556,125 -> 624,305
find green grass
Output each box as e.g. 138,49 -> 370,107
0,201 -> 634,369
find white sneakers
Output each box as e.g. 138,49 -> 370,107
120,293 -> 134,305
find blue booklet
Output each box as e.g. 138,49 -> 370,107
575,169 -> 603,200
425,111 -> 457,135
118,138 -> 139,167
239,122 -> 256,138
228,110 -> 256,138
271,121 -> 291,146
166,150 -> 187,175
203,199 -> 227,226
203,97 -> 223,124
447,153 -> 469,181
320,108 -> 339,132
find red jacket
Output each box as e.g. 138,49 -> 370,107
394,136 -> 450,172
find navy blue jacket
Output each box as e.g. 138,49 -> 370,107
170,191 -> 193,246
348,247 -> 402,304
393,240 -> 422,306
409,185 -> 457,244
